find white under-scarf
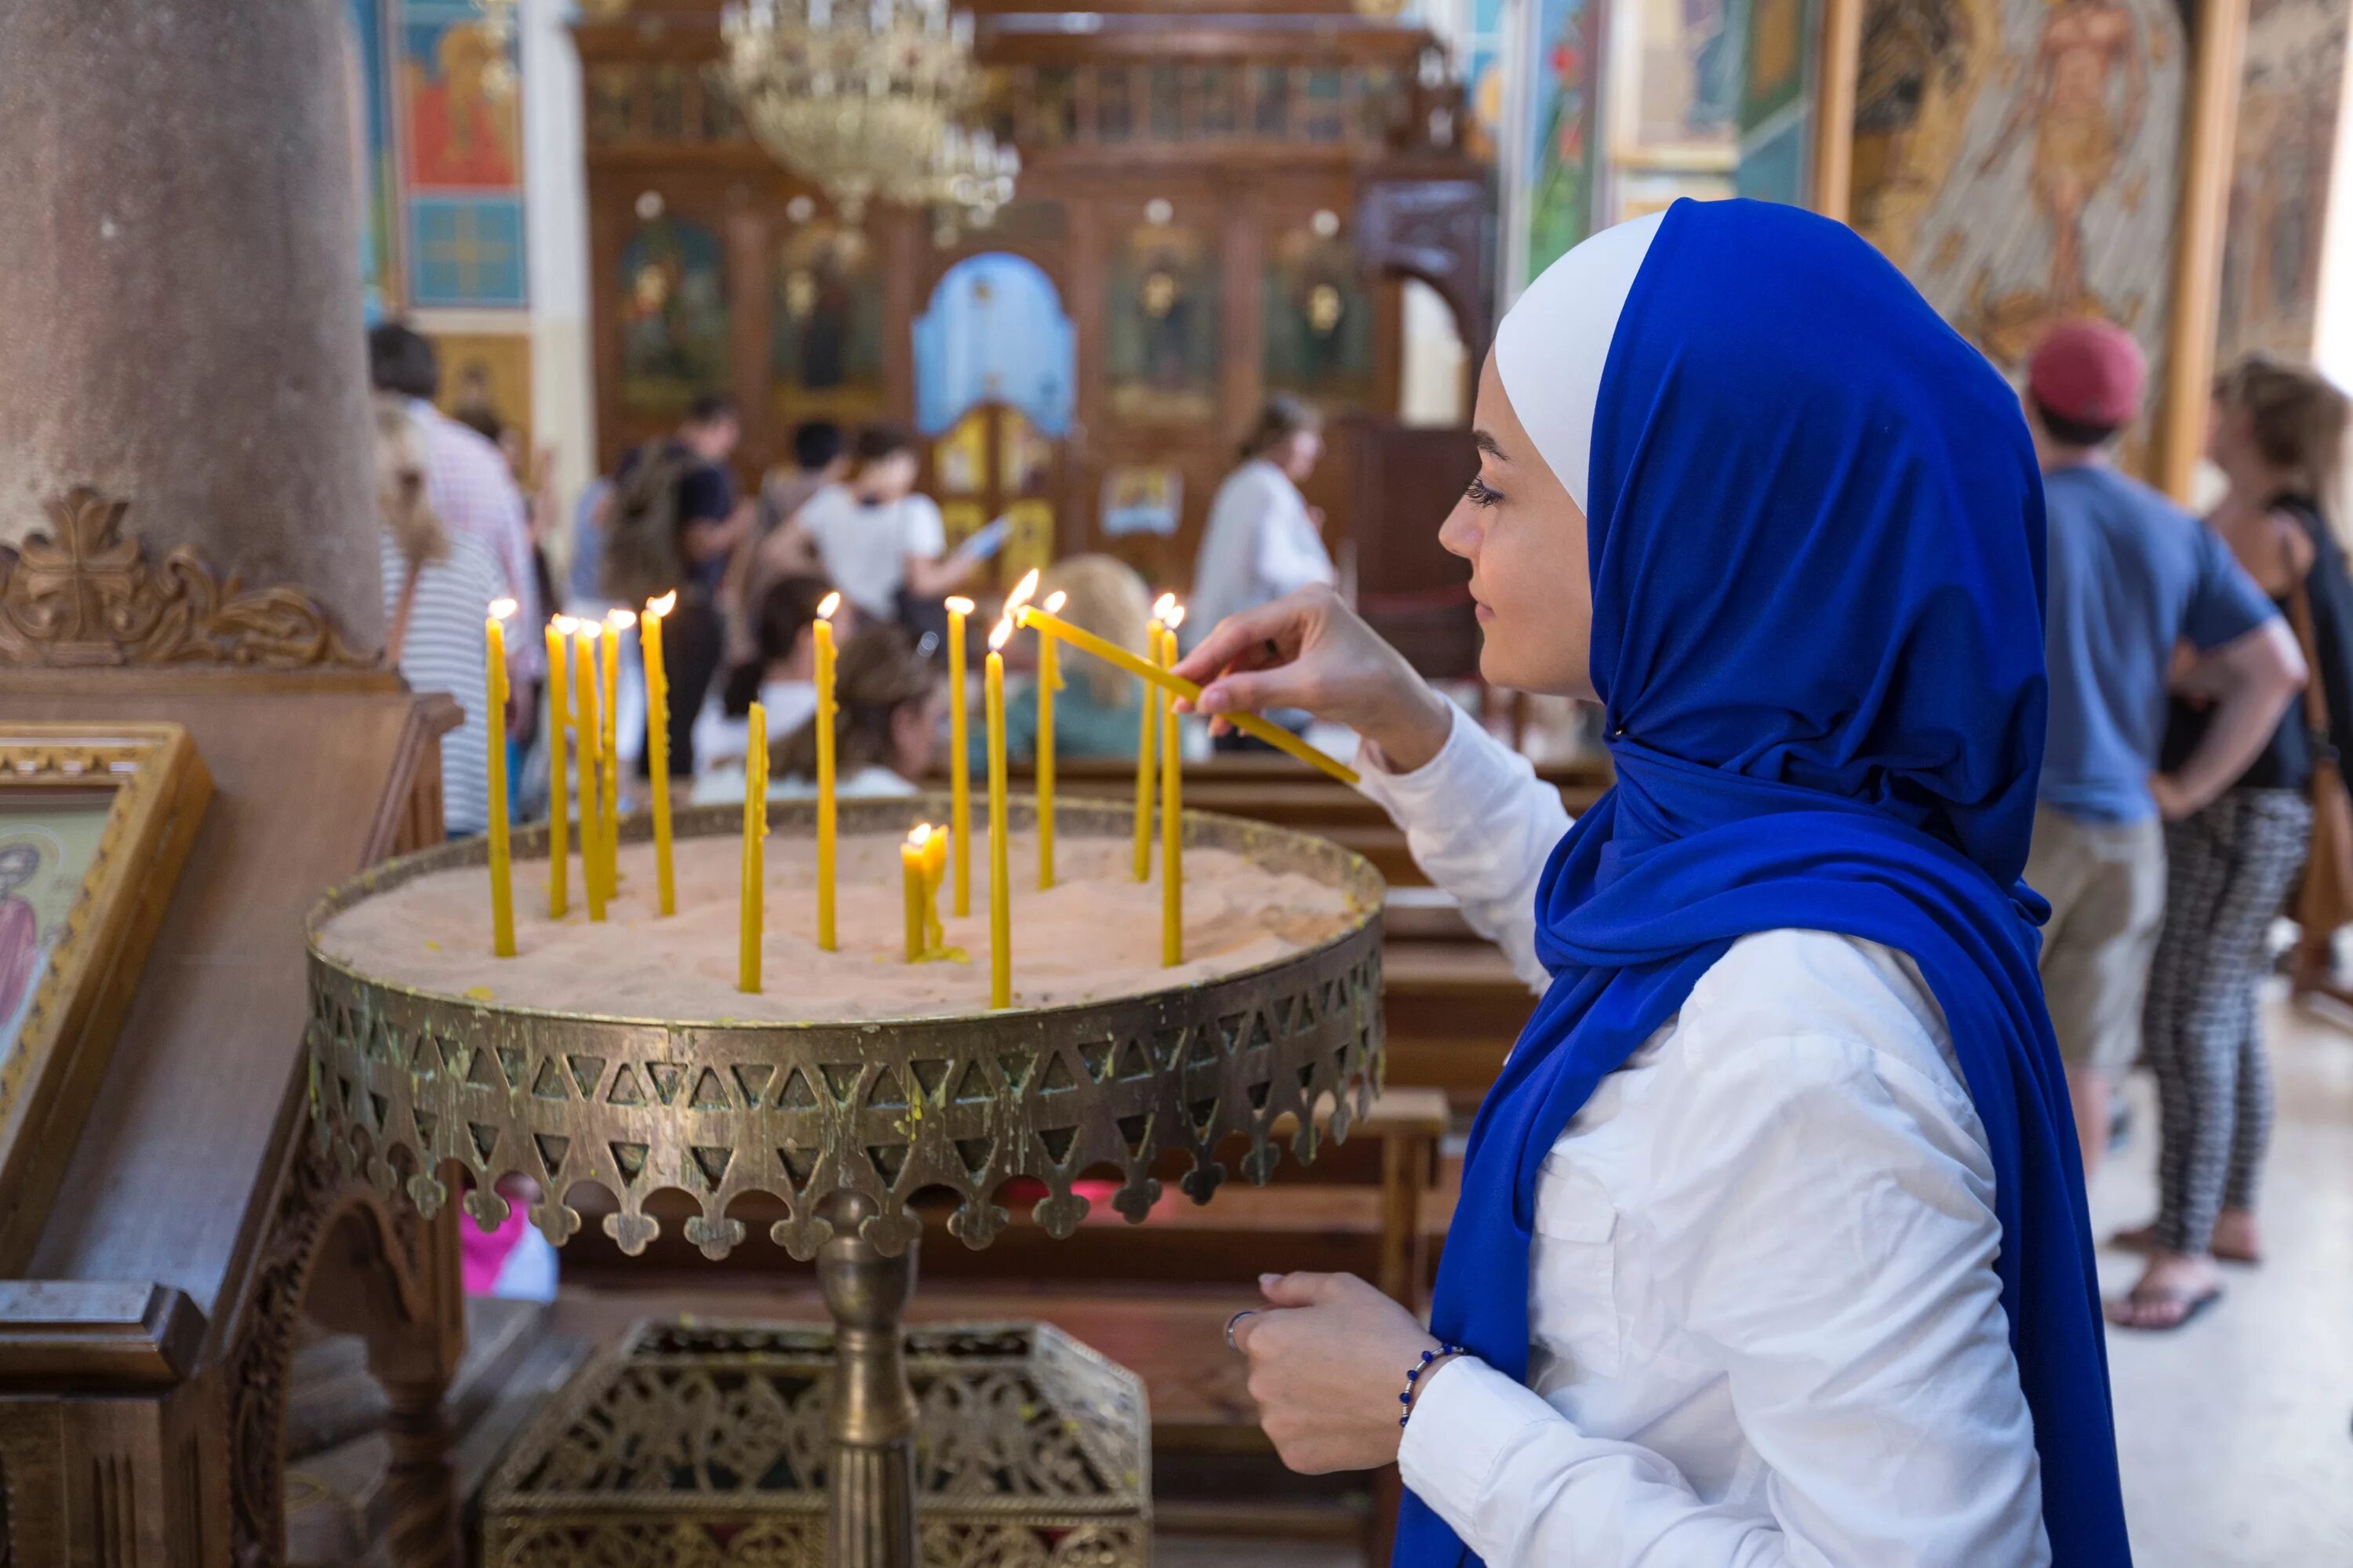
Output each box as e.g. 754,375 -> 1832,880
1492,210 -> 1665,514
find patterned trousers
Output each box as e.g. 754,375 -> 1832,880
2142,788 -> 2312,1255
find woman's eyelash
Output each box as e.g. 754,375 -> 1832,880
1464,475 -> 1503,508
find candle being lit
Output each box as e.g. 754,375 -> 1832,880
642,591 -> 678,915
1013,597 -> 1358,785
544,615 -> 573,919
1160,605 -> 1186,966
485,598 -> 518,957
813,591 -> 841,951
740,702 -> 769,992
1131,598 -> 1163,881
1004,571 -> 1060,890
572,620 -> 607,922
602,609 -> 632,898
986,614 -> 1013,1008
944,595 -> 974,915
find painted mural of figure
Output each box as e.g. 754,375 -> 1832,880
1979,0 -> 2147,311
0,841 -> 49,1044
408,22 -> 521,189
1851,0 -> 1974,227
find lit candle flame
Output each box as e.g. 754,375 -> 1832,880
489,597 -> 517,620
580,619 -> 602,641
646,590 -> 677,617
1151,591 -> 1177,623
818,591 -> 842,620
1006,568 -> 1041,612
1044,590 -> 1067,613
551,613 -> 579,635
944,595 -> 975,616
1164,604 -> 1187,631
907,823 -> 932,849
606,607 -> 637,631
988,616 -> 1014,652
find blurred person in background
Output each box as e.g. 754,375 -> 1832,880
1190,396 -> 1334,745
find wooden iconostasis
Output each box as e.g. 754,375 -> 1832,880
578,0 -> 1483,591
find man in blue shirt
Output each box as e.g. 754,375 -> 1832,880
2024,322 -> 2305,1177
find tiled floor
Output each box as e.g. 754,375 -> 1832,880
1161,988 -> 2353,1567
2091,988 -> 2353,1567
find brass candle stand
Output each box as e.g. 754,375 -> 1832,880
305,794 -> 1386,1568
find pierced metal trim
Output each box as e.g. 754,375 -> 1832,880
306,795 -> 1386,1263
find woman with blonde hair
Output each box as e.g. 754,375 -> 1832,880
374,392 -> 505,838
985,555 -> 1152,765
2115,355 -> 2353,1328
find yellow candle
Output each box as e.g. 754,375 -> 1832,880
813,592 -> 841,952
740,700 -> 768,993
1012,604 -> 1359,786
602,609 -> 630,897
544,617 -> 572,919
1160,614 -> 1185,966
486,599 -> 517,957
1132,609 -> 1158,882
642,591 -> 677,915
573,622 -> 606,922
944,595 -> 974,916
922,824 -> 947,955
902,824 -> 930,962
1036,588 -> 1064,890
987,616 -> 1013,1009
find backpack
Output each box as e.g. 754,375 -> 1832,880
600,440 -> 695,606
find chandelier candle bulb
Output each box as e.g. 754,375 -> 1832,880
945,595 -> 974,915
601,609 -> 632,899
987,615 -> 1013,1008
813,592 -> 841,951
740,703 -> 769,992
1160,609 -> 1185,966
544,616 -> 572,919
643,592 -> 678,915
1037,590 -> 1064,887
486,600 -> 518,958
1013,600 -> 1360,786
573,621 -> 607,923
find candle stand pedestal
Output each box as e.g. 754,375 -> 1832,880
305,796 -> 1387,1568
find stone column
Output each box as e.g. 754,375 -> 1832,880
0,0 -> 384,649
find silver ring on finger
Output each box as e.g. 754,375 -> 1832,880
1225,1309 -> 1257,1352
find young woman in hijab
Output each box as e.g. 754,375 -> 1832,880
1193,202 -> 2129,1566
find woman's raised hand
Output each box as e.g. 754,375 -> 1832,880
1172,585 -> 1455,774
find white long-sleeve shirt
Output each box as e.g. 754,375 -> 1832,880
1187,460 -> 1336,648
1358,706 -> 2050,1567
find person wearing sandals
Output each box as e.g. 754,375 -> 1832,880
2112,358 -> 2353,1330
1199,202 -> 2129,1565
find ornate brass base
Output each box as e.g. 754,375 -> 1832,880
817,1191 -> 918,1568
483,1316 -> 1150,1568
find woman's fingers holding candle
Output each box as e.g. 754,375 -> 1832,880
1231,1271 -> 1438,1475
1173,586 -> 1455,773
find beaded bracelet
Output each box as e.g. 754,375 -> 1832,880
1398,1343 -> 1467,1428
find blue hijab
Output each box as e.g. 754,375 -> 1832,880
1392,201 -> 2129,1566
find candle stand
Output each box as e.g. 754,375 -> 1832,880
305,795 -> 1386,1568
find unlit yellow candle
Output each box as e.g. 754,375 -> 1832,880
987,617 -> 1012,1008
573,623 -> 606,922
601,609 -> 630,897
813,592 -> 840,951
486,599 -> 517,957
1036,588 -> 1064,889
740,702 -> 768,992
643,591 -> 677,915
543,617 -> 571,919
1160,615 -> 1184,966
1013,603 -> 1359,785
945,595 -> 974,915
901,824 -> 929,962
922,824 -> 947,955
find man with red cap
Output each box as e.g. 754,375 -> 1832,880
2022,320 -> 2304,1179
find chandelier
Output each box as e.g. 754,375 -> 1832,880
717,0 -> 1015,222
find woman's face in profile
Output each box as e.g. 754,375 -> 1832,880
1440,355 -> 1595,700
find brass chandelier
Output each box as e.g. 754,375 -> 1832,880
717,0 -> 1018,222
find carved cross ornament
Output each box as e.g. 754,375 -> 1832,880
0,489 -> 369,668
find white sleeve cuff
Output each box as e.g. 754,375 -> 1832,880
1355,701 -> 1488,813
1396,1355 -> 1566,1556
